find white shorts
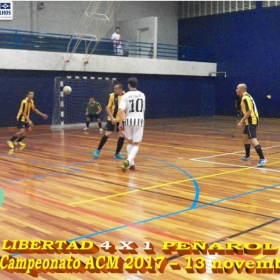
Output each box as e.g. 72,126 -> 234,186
125,126 -> 144,142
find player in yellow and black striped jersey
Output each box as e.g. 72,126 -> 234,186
93,83 -> 126,159
7,91 -> 48,149
236,84 -> 267,167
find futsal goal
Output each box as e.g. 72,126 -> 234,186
51,76 -> 117,129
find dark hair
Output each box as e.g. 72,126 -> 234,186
128,77 -> 138,88
116,27 -> 120,30
114,83 -> 123,89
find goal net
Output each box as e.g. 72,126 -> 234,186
52,76 -> 116,129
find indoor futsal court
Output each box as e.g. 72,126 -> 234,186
0,115 -> 280,280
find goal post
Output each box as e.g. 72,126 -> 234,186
51,76 -> 117,129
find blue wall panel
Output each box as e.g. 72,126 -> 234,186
179,7 -> 280,118
0,70 -> 215,127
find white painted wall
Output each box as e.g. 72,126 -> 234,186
116,1 -> 178,45
0,49 -> 217,76
0,1 -> 178,45
117,17 -> 156,58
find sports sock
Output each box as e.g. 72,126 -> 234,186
86,121 -> 90,128
97,135 -> 108,150
255,145 -> 264,160
10,135 -> 18,142
245,144 -> 251,157
115,137 -> 124,154
98,122 -> 102,128
17,136 -> 25,142
128,145 -> 139,164
127,143 -> 133,156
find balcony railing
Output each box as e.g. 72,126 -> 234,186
0,28 -> 215,62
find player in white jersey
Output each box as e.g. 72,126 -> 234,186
119,77 -> 146,172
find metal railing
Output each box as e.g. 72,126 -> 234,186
0,28 -> 215,62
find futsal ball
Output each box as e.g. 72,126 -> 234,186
63,86 -> 72,95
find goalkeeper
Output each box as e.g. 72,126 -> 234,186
83,97 -> 103,132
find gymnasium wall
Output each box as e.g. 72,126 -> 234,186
0,70 -> 215,127
178,6 -> 280,118
0,1 -> 178,45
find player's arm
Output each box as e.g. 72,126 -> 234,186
118,109 -> 125,130
106,96 -> 116,124
97,103 -> 102,115
118,97 -> 126,130
85,105 -> 88,116
106,105 -> 116,124
32,107 -> 48,119
21,111 -> 33,126
237,100 -> 250,127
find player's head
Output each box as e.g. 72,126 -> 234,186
114,83 -> 123,95
89,97 -> 95,103
128,77 -> 138,90
236,83 -> 247,97
27,91 -> 34,100
115,27 -> 120,34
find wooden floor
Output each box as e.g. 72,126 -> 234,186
1,116 -> 280,280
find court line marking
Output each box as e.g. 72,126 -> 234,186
142,155 -> 200,209
167,218 -> 280,263
68,155 -> 201,206
25,132 -> 227,155
0,152 -> 83,172
68,160 -> 280,205
190,144 -> 280,160
10,183 -> 280,258
190,159 -> 280,173
133,183 -> 280,224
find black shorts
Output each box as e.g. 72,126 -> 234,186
17,121 -> 30,129
87,114 -> 100,121
243,125 -> 257,139
105,121 -> 124,132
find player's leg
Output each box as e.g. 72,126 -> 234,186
93,121 -> 114,158
121,125 -> 132,171
84,115 -> 92,130
7,122 -> 26,149
96,115 -> 103,132
241,125 -> 251,161
127,127 -> 143,164
16,126 -> 32,147
114,122 -> 125,159
248,125 -> 267,167
122,126 -> 143,172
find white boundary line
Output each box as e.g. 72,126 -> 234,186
191,159 -> 280,173
190,145 -> 280,160
190,144 -> 280,173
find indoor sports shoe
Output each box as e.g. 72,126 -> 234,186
99,128 -> 103,132
241,156 -> 251,161
16,142 -> 26,147
7,141 -> 14,149
257,159 -> 268,167
122,160 -> 129,172
129,165 -> 135,171
93,149 -> 100,158
83,127 -> 89,130
114,153 -> 124,159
